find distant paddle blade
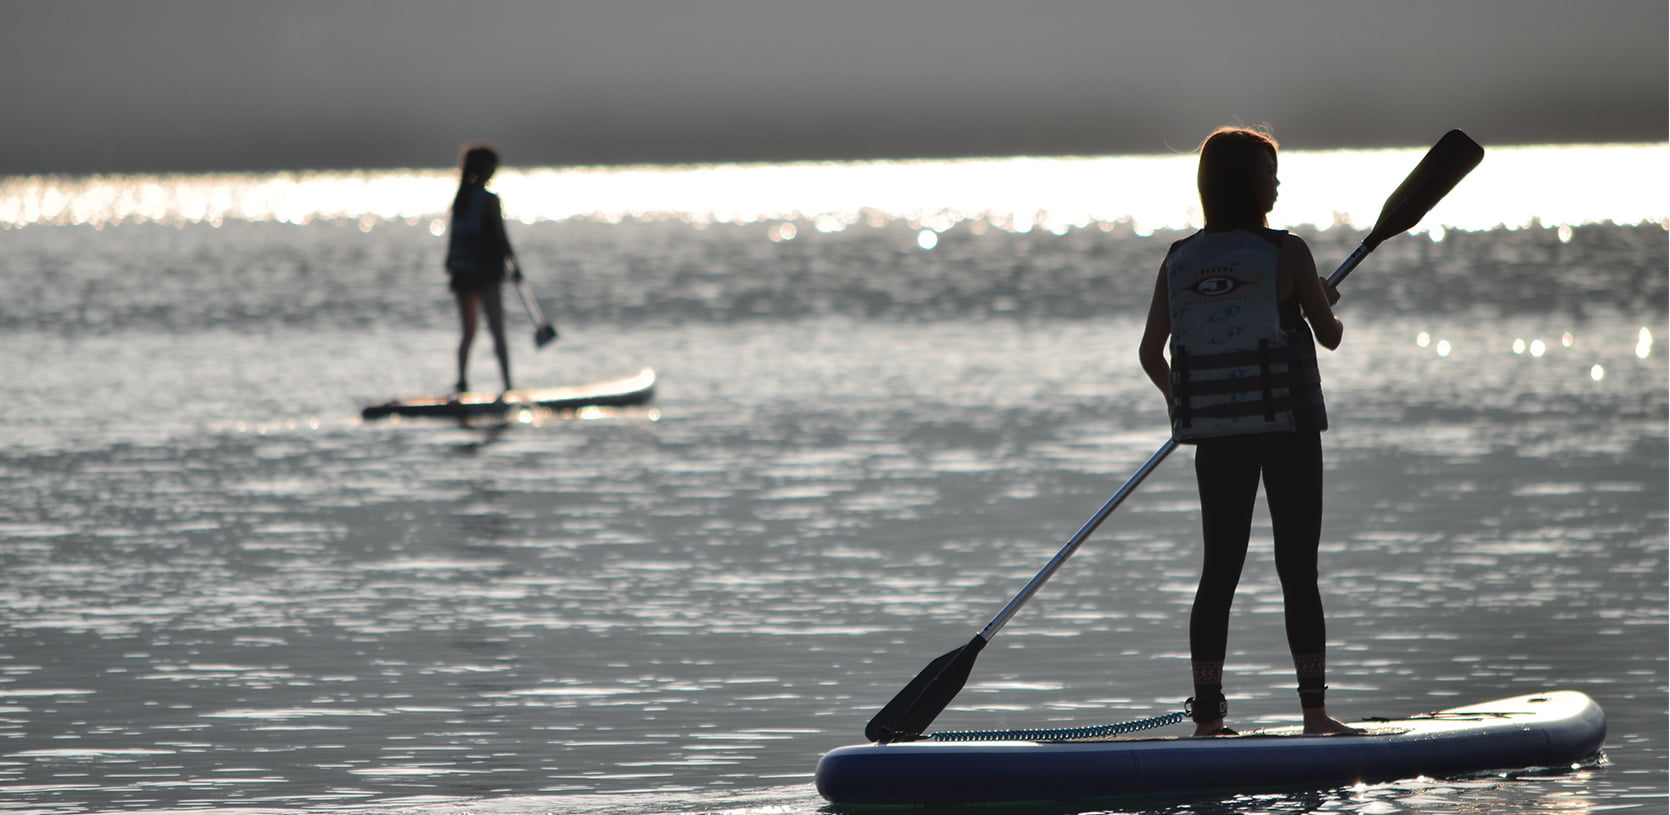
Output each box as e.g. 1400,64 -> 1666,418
1363,130 -> 1484,249
865,635 -> 987,742
534,323 -> 558,347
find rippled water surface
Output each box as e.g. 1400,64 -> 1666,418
0,205 -> 1665,814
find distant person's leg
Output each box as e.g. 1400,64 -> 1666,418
455,289 -> 482,394
482,285 -> 512,393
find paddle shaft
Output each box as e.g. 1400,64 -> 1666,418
513,275 -> 551,325
511,268 -> 560,346
979,438 -> 1176,642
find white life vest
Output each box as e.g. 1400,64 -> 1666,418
1165,228 -> 1323,441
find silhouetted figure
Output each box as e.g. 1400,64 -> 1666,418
1137,126 -> 1357,737
446,143 -> 517,396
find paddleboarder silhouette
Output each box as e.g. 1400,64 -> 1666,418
445,143 -> 518,397
1138,125 -> 1359,737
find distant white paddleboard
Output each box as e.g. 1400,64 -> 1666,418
362,367 -> 655,420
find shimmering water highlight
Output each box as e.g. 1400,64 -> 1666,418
2,143 -> 1663,234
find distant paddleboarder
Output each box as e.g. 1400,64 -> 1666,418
1138,125 -> 1356,737
446,143 -> 518,397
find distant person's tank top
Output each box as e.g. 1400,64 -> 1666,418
446,185 -> 506,291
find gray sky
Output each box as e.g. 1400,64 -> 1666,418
4,0 -> 1664,174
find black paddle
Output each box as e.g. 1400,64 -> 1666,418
864,130 -> 1484,743
511,261 -> 560,347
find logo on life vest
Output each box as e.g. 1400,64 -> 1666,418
1187,275 -> 1250,297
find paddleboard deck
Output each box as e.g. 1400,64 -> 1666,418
816,691 -> 1605,806
361,367 -> 655,420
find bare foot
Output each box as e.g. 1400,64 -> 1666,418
1302,709 -> 1364,735
1192,719 -> 1237,736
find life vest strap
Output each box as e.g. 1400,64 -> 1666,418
1185,396 -> 1304,420
1180,368 -> 1318,397
1183,345 -> 1294,371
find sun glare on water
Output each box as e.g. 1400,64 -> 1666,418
0,143 -> 1662,237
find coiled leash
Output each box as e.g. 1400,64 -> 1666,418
929,710 -> 1189,743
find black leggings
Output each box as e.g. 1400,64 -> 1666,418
1189,431 -> 1328,702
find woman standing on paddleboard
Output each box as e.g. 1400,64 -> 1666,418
446,143 -> 518,397
1138,126 -> 1358,736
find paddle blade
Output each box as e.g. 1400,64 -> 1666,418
865,634 -> 987,742
1363,130 -> 1484,250
534,323 -> 558,347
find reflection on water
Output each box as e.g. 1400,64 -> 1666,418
1,143 -> 1664,234
0,176 -> 1663,813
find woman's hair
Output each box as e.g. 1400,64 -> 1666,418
1197,126 -> 1278,231
453,143 -> 500,213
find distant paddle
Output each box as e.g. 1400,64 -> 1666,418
510,263 -> 560,348
863,130 -> 1484,743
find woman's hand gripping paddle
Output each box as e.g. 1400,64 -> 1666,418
511,261 -> 560,348
863,130 -> 1484,744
